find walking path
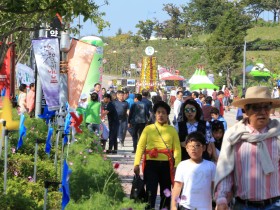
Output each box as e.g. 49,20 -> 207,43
106,108 -> 280,208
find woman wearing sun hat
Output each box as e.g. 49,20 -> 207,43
215,86 -> 280,210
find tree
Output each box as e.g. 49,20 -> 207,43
162,3 -> 183,39
154,21 -> 173,40
135,19 -> 156,41
242,0 -> 267,22
0,0 -> 109,66
185,0 -> 229,33
116,28 -> 123,36
206,5 -> 252,87
264,0 -> 280,23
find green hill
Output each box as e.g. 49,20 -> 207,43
103,25 -> 280,86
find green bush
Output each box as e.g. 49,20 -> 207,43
247,39 -> 280,51
67,194 -> 146,210
0,115 -> 144,209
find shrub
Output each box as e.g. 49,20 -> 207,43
0,115 -> 144,209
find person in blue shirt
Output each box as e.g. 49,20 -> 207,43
210,107 -> 227,131
124,89 -> 134,109
236,95 -> 245,121
141,89 -> 153,119
128,94 -> 149,153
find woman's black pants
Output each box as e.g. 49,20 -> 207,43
144,160 -> 171,210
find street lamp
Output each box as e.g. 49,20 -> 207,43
59,30 -> 71,105
113,50 -> 118,75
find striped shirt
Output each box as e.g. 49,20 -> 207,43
215,124 -> 280,202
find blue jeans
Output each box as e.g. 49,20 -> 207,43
87,123 -> 100,135
108,123 -> 119,151
234,199 -> 280,210
117,119 -> 127,143
131,123 -> 146,151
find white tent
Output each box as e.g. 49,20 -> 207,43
188,69 -> 219,91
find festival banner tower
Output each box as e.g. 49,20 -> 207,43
139,46 -> 157,92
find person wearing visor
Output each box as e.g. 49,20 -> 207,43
215,86 -> 280,210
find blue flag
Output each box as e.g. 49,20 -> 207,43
63,113 -> 71,145
17,114 -> 27,150
45,127 -> 53,155
61,160 -> 71,210
38,105 -> 56,124
1,87 -> 6,96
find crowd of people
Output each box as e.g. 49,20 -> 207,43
84,84 -> 279,210
14,82 -> 280,210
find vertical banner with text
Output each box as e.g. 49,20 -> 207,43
32,38 -> 60,110
67,39 -> 96,108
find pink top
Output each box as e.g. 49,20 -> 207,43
26,90 -> 35,113
215,124 -> 280,202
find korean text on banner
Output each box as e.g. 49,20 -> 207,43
32,38 -> 60,110
67,39 -> 96,108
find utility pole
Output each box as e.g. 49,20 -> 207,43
242,40 -> 246,89
34,23 -> 46,118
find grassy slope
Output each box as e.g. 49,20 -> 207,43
246,25 -> 280,41
104,25 -> 280,81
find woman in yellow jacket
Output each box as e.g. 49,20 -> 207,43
134,101 -> 181,210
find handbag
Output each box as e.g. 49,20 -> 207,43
130,175 -> 146,202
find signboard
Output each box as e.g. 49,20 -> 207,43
127,79 -> 136,86
145,46 -> 155,56
130,63 -> 136,69
47,15 -> 62,38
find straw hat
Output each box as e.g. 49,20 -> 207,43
232,86 -> 280,108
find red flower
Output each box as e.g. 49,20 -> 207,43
114,162 -> 120,169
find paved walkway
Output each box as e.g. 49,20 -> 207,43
106,108 -> 280,208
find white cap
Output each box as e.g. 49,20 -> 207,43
89,88 -> 95,94
80,93 -> 88,100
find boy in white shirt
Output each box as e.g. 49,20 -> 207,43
171,131 -> 216,210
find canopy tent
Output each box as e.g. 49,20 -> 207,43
158,67 -> 185,81
248,63 -> 277,79
161,75 -> 185,81
188,69 -> 219,91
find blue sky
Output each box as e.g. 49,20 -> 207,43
72,0 -> 189,37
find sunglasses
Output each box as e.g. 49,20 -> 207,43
249,104 -> 272,112
184,108 -> 196,113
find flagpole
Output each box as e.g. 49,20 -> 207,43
3,129 -> 8,194
54,129 -> 61,179
43,187 -> 48,210
60,133 -> 65,180
33,138 -> 44,182
0,120 -> 6,157
43,181 -> 60,210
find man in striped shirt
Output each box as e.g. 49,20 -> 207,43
214,86 -> 280,210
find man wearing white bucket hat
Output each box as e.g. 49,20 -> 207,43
214,86 -> 280,210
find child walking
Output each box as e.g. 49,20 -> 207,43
211,120 -> 225,158
171,132 -> 216,210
